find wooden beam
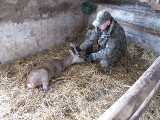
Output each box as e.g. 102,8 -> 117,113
97,56 -> 160,120
151,4 -> 160,10
94,4 -> 160,33
118,21 -> 160,36
129,79 -> 160,120
88,4 -> 160,55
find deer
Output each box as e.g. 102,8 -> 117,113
27,43 -> 84,92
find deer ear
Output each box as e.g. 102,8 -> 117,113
69,49 -> 74,56
70,42 -> 75,47
70,42 -> 73,46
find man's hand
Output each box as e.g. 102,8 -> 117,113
87,54 -> 94,63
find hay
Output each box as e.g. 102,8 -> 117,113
0,38 -> 159,120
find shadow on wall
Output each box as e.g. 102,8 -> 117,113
38,2 -> 72,18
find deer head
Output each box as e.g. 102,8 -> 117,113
69,42 -> 84,63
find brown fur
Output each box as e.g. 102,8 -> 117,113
27,43 -> 84,91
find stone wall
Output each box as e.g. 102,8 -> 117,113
0,0 -> 84,64
0,0 -> 159,64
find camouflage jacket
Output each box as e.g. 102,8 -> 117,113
79,18 -> 127,60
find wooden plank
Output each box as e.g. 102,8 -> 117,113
97,56 -> 160,120
129,79 -> 160,120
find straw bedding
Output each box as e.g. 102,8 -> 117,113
0,37 -> 159,120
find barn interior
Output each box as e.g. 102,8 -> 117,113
0,0 -> 160,120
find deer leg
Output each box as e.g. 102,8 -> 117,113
41,75 -> 50,92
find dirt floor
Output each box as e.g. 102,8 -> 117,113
0,37 -> 160,120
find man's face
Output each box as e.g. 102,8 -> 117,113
99,20 -> 111,30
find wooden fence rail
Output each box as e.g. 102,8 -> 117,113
98,56 -> 160,120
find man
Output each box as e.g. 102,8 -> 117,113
71,10 -> 127,68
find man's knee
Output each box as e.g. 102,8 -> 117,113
100,57 -> 119,68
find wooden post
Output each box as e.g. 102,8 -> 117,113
97,56 -> 160,120
151,4 -> 160,10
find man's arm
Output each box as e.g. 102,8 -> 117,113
91,38 -> 117,60
79,28 -> 100,50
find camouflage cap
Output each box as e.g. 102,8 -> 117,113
92,10 -> 111,27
